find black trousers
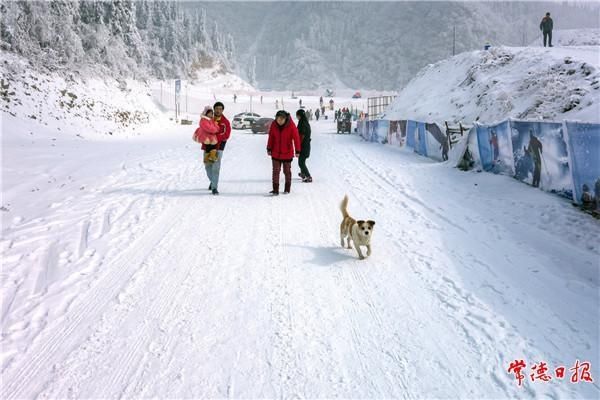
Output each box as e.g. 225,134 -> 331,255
298,153 -> 310,177
543,31 -> 552,47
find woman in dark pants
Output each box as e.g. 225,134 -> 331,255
266,110 -> 301,195
296,109 -> 312,182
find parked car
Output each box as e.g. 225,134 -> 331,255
232,116 -> 257,129
234,112 -> 261,118
337,114 -> 352,134
251,117 -> 274,134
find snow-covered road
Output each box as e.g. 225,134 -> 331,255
2,119 -> 599,398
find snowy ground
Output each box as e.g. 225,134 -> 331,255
2,87 -> 599,397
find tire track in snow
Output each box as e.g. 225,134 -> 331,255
308,135 -> 415,396
0,198 -> 193,400
329,137 -> 535,398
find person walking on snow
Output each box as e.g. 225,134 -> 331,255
296,109 -> 312,183
193,106 -> 220,164
267,110 -> 301,195
203,101 -> 231,195
540,12 -> 553,47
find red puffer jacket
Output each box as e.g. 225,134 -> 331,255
267,117 -> 301,160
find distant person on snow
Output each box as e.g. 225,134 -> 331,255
267,110 -> 301,195
233,93 -> 237,103
193,106 -> 220,164
205,102 -> 231,195
275,99 -> 279,109
315,108 -> 320,120
296,109 -> 312,183
540,12 -> 553,47
329,99 -> 334,110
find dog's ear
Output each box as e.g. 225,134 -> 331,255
367,220 -> 376,226
356,220 -> 365,225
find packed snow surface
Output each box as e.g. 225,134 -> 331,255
2,80 -> 599,398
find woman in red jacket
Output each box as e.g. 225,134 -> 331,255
267,110 -> 301,195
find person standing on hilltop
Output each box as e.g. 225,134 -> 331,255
540,12 -> 553,47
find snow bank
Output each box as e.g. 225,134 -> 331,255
382,45 -> 600,124
1,52 -> 166,139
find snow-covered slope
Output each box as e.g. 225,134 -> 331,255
382,45 -> 600,124
1,52 -> 167,138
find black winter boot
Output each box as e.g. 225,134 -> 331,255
270,183 -> 279,196
284,182 -> 291,194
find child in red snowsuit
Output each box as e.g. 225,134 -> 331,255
193,106 -> 221,163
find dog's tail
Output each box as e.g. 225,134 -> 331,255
340,194 -> 349,218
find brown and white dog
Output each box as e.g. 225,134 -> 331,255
340,195 -> 375,260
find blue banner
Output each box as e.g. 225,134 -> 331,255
476,121 -> 514,174
415,122 -> 428,156
566,122 -> 600,208
376,120 -> 389,144
406,120 -> 417,149
425,123 -> 447,161
511,121 -> 572,198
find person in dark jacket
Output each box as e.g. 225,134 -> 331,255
540,12 -> 553,47
267,110 -> 301,195
296,109 -> 312,182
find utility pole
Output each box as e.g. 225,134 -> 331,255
452,25 -> 456,56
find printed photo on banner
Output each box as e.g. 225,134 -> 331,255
370,120 -> 379,143
566,122 -> 600,211
476,121 -> 514,175
415,122 -> 428,157
376,120 -> 389,144
425,123 -> 449,161
406,120 -> 417,149
511,121 -> 572,198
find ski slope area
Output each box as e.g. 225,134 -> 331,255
2,109 -> 599,398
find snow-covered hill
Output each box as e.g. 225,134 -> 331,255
382,44 -> 600,124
